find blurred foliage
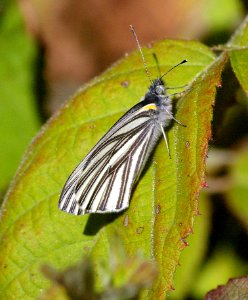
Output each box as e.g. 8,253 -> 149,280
41,237 -> 157,300
204,0 -> 244,32
0,1 -> 248,300
171,194 -> 212,299
192,247 -> 247,298
227,149 -> 248,232
0,1 -> 40,197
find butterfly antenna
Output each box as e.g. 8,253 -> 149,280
161,59 -> 187,79
130,25 -> 152,84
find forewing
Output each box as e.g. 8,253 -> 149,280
59,106 -> 158,215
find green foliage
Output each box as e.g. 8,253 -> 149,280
204,0 -> 244,32
192,247 -> 247,298
41,238 -> 157,300
171,194 -> 212,299
0,2 -> 40,193
229,15 -> 248,92
0,6 -> 248,300
227,149 -> 248,231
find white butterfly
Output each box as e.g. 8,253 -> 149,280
58,26 -> 186,215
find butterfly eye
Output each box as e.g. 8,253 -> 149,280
155,86 -> 164,95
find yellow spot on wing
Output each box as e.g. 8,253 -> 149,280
141,104 -> 157,111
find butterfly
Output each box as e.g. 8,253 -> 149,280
58,26 -> 187,215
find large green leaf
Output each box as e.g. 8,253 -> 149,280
0,40 -> 226,299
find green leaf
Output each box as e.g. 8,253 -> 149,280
0,40 -> 225,299
0,2 -> 40,192
228,15 -> 248,93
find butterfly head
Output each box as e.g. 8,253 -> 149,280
148,78 -> 167,98
142,78 -> 171,111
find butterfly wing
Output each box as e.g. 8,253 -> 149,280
59,102 -> 162,215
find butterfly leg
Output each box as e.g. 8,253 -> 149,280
169,83 -> 196,99
165,109 -> 186,127
169,91 -> 186,99
167,84 -> 189,90
171,116 -> 186,127
160,123 -> 171,159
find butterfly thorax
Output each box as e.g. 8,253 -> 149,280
144,78 -> 173,127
